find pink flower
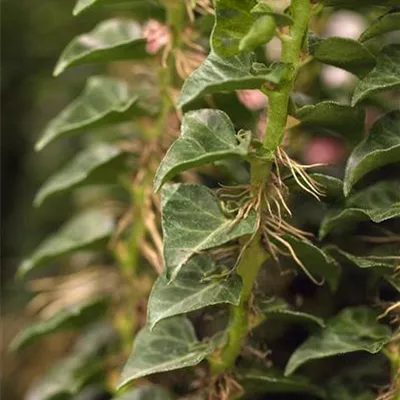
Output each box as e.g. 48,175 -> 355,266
143,20 -> 171,55
303,136 -> 346,165
237,90 -> 267,111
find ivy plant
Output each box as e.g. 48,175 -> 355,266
14,1 -> 400,400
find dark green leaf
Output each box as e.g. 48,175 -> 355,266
36,76 -> 146,151
321,181 -> 400,238
54,19 -> 147,76
154,109 -> 251,192
118,317 -> 216,389
114,385 -> 176,400
310,36 -> 376,77
237,367 -> 325,398
10,297 -> 108,351
148,254 -> 242,330
344,111 -> 400,195
18,208 -> 115,278
34,143 -> 124,206
178,51 -> 289,108
285,306 -> 391,376
26,323 -> 117,400
359,11 -> 400,42
162,183 -> 257,280
211,0 -> 257,57
296,101 -> 365,144
352,44 -> 400,105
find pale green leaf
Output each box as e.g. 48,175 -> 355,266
310,36 -> 376,77
118,317 -> 215,389
211,0 -> 257,57
285,306 -> 391,376
54,19 -> 147,76
321,181 -> 400,238
251,3 -> 294,26
148,254 -> 242,330
178,51 -> 289,108
359,11 -> 400,42
352,44 -> 400,105
36,76 -> 146,151
296,101 -> 365,144
154,109 -> 251,192
10,297 -> 108,351
35,143 -> 124,206
18,208 -> 115,278
114,386 -> 175,400
344,110 -> 400,195
162,183 -> 257,280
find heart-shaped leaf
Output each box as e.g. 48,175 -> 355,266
36,76 -> 146,151
118,317 -> 216,389
310,36 -> 376,77
35,143 -> 124,206
285,306 -> 391,376
178,51 -> 288,108
10,297 -> 108,351
296,101 -> 365,144
114,385 -> 176,400
154,109 -> 251,192
321,181 -> 400,238
359,11 -> 400,42
148,254 -> 242,330
344,111 -> 400,196
352,44 -> 400,105
211,0 -> 257,57
162,183 -> 257,280
54,19 -> 147,76
18,208 -> 115,278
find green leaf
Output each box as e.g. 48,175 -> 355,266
320,181 -> 400,238
237,368 -> 325,398
114,385 -> 176,400
359,11 -> 400,42
310,36 -> 376,77
26,323 -> 117,400
148,254 -> 242,330
118,317 -> 215,389
285,306 -> 391,376
273,234 -> 341,291
154,109 -> 251,192
296,101 -> 365,144
10,297 -> 108,351
34,143 -> 124,206
251,3 -> 294,26
239,15 -> 276,52
54,19 -> 147,76
18,208 -> 115,278
352,44 -> 400,105
211,0 -> 257,57
344,111 -> 400,195
324,0 -> 400,7
178,51 -> 289,108
36,76 -> 146,151
162,183 -> 257,280
255,297 -> 325,328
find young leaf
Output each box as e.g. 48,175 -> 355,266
211,0 -> 257,57
320,181 -> 400,238
162,183 -> 257,280
296,101 -> 365,144
118,317 -> 215,389
251,3 -> 294,26
344,111 -> 400,195
114,385 -> 176,400
148,254 -> 242,330
310,36 -> 376,77
36,76 -> 145,151
239,15 -> 276,52
285,307 -> 391,376
359,11 -> 400,42
10,297 -> 108,351
154,109 -> 251,192
54,19 -> 147,76
34,143 -> 124,206
178,51 -> 288,108
18,208 -> 115,278
352,44 -> 400,105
